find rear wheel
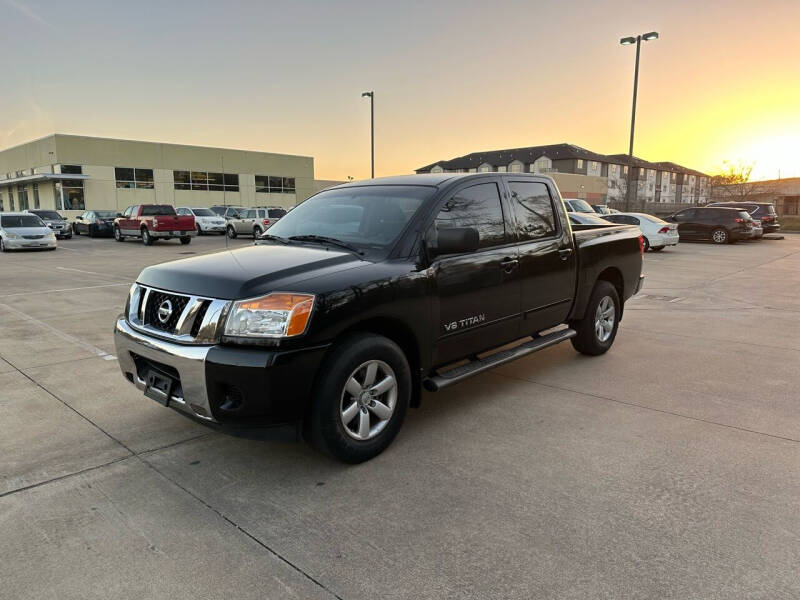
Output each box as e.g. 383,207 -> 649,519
142,227 -> 154,246
651,246 -> 664,252
253,226 -> 263,238
180,237 -> 191,245
113,226 -> 125,242
88,225 -> 95,238
227,225 -> 237,239
305,333 -> 411,463
642,237 -> 651,251
711,228 -> 728,244
569,280 -> 620,356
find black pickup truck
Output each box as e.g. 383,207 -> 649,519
115,174 -> 644,462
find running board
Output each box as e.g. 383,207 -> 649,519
423,328 -> 576,392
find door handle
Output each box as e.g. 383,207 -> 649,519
500,257 -> 519,273
558,248 -> 574,261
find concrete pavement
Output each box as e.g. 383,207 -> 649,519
1,233 -> 799,598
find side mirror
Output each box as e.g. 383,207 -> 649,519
431,227 -> 480,258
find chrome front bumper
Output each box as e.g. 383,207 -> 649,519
115,317 -> 217,422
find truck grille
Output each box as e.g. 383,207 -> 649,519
144,291 -> 190,332
127,284 -> 230,344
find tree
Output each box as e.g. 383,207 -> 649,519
710,161 -> 771,202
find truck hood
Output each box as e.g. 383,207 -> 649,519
137,243 -> 365,299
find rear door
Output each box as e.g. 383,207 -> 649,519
505,179 -> 577,334
429,180 -> 521,366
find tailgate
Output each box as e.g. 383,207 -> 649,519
154,215 -> 195,231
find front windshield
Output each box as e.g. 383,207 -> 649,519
192,208 -> 215,216
2,215 -> 45,228
266,185 -> 434,251
34,210 -> 63,220
568,199 -> 595,213
95,210 -> 118,218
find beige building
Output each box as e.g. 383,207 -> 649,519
0,134 -> 314,217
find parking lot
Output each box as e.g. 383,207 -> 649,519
1,233 -> 799,599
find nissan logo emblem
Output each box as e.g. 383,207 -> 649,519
157,299 -> 173,324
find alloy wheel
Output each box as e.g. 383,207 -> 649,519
340,360 -> 398,441
712,229 -> 727,244
594,296 -> 615,343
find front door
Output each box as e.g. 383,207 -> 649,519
429,180 -> 521,366
505,180 -> 577,334
671,208 -> 698,238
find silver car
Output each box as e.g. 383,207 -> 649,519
27,209 -> 72,239
0,212 -> 57,251
226,207 -> 287,239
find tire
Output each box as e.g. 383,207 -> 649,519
0,238 -> 5,252
142,227 -> 154,246
196,224 -> 203,236
73,224 -> 80,236
642,237 -> 650,251
227,226 -> 237,239
88,225 -> 95,238
711,228 -> 728,244
113,226 -> 125,242
305,333 -> 411,463
180,237 -> 191,245
651,246 -> 664,252
253,226 -> 263,239
569,280 -> 621,356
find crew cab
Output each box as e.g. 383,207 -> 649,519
114,174 -> 644,462
113,204 -> 196,245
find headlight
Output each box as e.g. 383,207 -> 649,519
47,231 -> 56,238
6,232 -> 20,239
224,293 -> 314,338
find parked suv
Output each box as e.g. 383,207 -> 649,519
226,207 -> 287,239
210,205 -> 246,220
176,207 -> 227,235
666,207 -> 754,244
706,202 -> 780,233
26,209 -> 71,239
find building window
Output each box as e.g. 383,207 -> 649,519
430,165 -> 443,173
576,159 -> 584,169
255,175 -> 295,193
478,164 -> 491,173
174,170 -> 239,192
509,163 -> 522,173
0,190 -> 3,211
8,187 -> 14,211
497,166 -> 507,172
468,168 -> 477,173
623,166 -> 628,175
33,183 -> 40,209
610,164 -> 618,175
590,161 -> 598,171
116,167 -> 154,189
60,165 -> 82,175
17,185 -> 29,210
53,179 -> 85,210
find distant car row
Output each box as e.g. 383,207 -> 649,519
565,199 -> 780,251
0,204 -> 288,251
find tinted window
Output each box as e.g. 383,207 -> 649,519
675,209 -> 696,220
32,210 -> 63,220
508,181 -> 557,241
141,205 -> 176,216
60,165 -> 82,174
174,170 -> 190,190
268,208 -> 286,218
95,211 -> 117,218
192,208 -> 215,216
244,210 -> 257,218
434,183 -> 506,249
209,206 -> 226,215
2,215 -> 44,228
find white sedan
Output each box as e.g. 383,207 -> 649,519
176,207 -> 227,235
0,212 -> 57,251
603,212 -> 679,252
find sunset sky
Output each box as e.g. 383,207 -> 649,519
1,0 -> 798,181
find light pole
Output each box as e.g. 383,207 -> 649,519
620,31 -> 658,211
362,91 -> 374,178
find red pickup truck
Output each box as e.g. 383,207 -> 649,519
113,205 -> 196,245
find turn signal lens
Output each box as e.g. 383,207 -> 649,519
224,293 -> 315,338
638,234 -> 645,256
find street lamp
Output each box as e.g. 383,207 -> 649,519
620,31 -> 658,211
362,91 -> 374,178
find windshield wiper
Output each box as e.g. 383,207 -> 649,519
288,235 -> 364,255
255,234 -> 289,245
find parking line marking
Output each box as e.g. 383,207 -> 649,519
0,282 -> 130,298
56,266 -> 132,281
0,303 -> 113,359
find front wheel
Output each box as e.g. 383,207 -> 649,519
113,226 -> 125,242
711,228 -> 728,244
0,238 -> 6,252
569,280 -> 620,356
73,224 -> 80,236
196,224 -> 203,236
305,333 -> 411,463
180,237 -> 191,245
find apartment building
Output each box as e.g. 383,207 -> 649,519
0,134 -> 315,216
417,143 -> 710,212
